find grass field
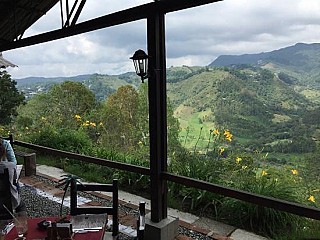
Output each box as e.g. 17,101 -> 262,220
175,105 -> 217,151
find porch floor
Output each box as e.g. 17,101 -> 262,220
19,165 -> 267,240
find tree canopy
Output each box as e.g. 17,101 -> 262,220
0,70 -> 25,125
16,81 -> 96,130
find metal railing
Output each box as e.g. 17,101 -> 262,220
12,139 -> 320,221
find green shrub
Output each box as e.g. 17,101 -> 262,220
220,197 -> 300,237
218,165 -> 303,236
169,149 -> 226,210
92,146 -> 150,191
25,126 -> 92,154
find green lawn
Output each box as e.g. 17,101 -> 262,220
177,108 -> 216,151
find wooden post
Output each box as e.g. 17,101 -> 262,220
70,179 -> 77,216
24,153 -> 36,176
147,11 -> 167,222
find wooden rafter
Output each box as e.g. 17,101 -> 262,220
0,0 -> 221,52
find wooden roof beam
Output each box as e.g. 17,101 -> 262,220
0,0 -> 222,51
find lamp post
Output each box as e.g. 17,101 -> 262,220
130,49 -> 149,83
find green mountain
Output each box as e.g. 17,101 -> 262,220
167,65 -> 319,153
14,43 -> 320,153
15,72 -> 140,101
15,74 -> 92,85
210,43 -> 320,88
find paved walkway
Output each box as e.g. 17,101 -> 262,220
19,165 -> 269,240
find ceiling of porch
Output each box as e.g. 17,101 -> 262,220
0,0 -> 59,46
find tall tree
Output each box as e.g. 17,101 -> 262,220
99,84 -> 181,155
0,70 -> 25,125
137,83 -> 181,155
100,85 -> 139,151
49,81 -> 96,127
16,81 -> 96,130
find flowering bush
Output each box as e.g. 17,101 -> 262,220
25,125 -> 92,154
171,127 -> 319,237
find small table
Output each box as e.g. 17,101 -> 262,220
5,216 -> 106,240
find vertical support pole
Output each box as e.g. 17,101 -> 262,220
137,201 -> 146,239
70,179 -> 77,216
112,179 -> 119,236
147,11 -> 167,223
8,134 -> 13,145
65,0 -> 70,27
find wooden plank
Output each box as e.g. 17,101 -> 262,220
0,0 -> 222,51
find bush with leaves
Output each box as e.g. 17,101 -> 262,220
25,125 -> 92,154
170,127 -> 318,238
218,162 -> 303,236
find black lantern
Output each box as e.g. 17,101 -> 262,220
130,49 -> 149,83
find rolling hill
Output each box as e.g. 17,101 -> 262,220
14,42 -> 320,152
167,65 -> 318,152
209,43 -> 320,88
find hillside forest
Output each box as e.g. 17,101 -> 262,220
2,43 -> 320,239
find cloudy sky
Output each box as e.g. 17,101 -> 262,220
4,0 -> 320,79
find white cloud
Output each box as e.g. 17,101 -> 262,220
4,0 -> 320,78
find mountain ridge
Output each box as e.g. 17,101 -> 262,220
209,42 -> 320,67
15,42 -> 320,89
12,43 -> 320,152
209,42 -> 320,88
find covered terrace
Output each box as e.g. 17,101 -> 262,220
0,0 -> 320,239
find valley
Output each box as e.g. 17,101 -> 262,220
14,42 -> 320,155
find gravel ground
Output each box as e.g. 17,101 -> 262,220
20,175 -> 213,240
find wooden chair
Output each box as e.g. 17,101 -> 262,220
70,179 -> 119,237
0,168 -> 13,220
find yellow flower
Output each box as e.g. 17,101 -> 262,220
241,165 -> 248,170
82,120 -> 90,126
99,122 -> 103,126
291,169 -> 298,175
89,122 -> 96,127
41,116 -> 46,121
219,148 -> 225,155
236,157 -> 242,164
308,195 -> 316,203
213,129 -> 220,135
261,170 -> 268,176
74,114 -> 81,121
224,130 -> 233,141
